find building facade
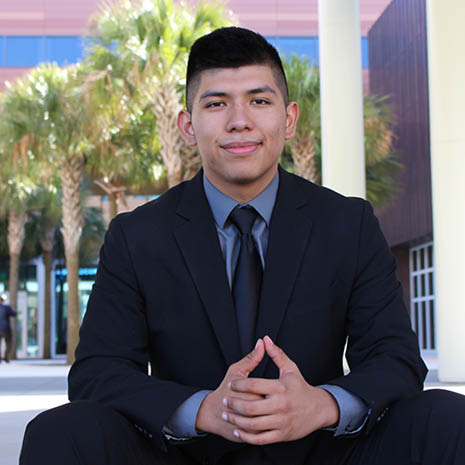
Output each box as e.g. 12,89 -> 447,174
369,0 -> 436,359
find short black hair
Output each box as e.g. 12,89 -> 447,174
186,27 -> 289,112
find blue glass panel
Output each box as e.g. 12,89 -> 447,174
266,36 -> 319,66
5,36 -> 44,67
266,36 -> 369,69
45,36 -> 83,65
0,36 -> 4,66
361,37 -> 369,68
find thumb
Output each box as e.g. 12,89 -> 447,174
264,335 -> 297,376
232,338 -> 265,377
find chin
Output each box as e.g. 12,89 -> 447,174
227,171 -> 263,186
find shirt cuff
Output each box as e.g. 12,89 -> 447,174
163,390 -> 211,440
319,384 -> 369,436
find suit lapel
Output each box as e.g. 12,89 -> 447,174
254,168 -> 313,378
173,172 -> 242,367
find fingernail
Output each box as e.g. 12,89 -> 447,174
255,339 -> 260,349
228,381 -> 231,389
233,430 -> 240,438
223,398 -> 228,407
222,412 -> 228,421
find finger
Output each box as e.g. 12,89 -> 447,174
232,428 -> 281,446
223,411 -> 281,433
263,335 -> 297,375
231,339 -> 265,377
228,389 -> 264,401
229,377 -> 284,396
224,396 -> 278,417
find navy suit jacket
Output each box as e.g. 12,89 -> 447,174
69,167 -> 426,464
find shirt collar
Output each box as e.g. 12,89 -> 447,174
203,171 -> 279,229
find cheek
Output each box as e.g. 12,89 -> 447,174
264,115 -> 287,135
192,119 -> 218,147
195,133 -> 215,155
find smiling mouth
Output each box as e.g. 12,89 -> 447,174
220,142 -> 262,154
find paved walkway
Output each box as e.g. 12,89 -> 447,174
0,360 -> 69,465
2,360 -> 465,465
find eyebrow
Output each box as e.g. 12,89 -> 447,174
248,86 -> 277,96
199,85 -> 277,101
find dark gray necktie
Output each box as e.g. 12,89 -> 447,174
229,206 -> 263,355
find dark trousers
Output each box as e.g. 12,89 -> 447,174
20,389 -> 465,465
0,331 -> 12,362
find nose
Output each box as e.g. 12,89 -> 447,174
225,103 -> 253,132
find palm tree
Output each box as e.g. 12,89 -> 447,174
283,56 -> 321,181
283,54 -> 400,208
85,0 -> 235,188
363,95 -> 400,208
0,179 -> 32,360
82,70 -> 163,219
29,183 -> 61,358
6,63 -> 97,363
0,85 -> 42,359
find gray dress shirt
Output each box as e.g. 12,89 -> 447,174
164,172 -> 368,438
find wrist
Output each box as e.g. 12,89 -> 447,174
315,387 -> 340,428
195,391 -> 215,433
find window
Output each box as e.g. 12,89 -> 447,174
267,36 -> 319,65
266,36 -> 369,68
45,36 -> 83,65
0,36 -> 4,65
361,37 -> 369,68
410,242 -> 436,352
5,36 -> 44,67
1,35 -> 84,67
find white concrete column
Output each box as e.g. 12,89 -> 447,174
36,258 -> 45,359
426,0 -> 465,381
318,0 -> 365,198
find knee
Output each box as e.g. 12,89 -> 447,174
24,400 -> 107,441
417,389 -> 465,411
411,389 -> 465,427
25,403 -> 71,441
21,401 -> 111,465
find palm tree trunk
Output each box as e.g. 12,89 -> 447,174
181,145 -> 202,181
60,157 -> 84,364
7,210 -> 26,361
108,192 -> 118,219
40,228 -> 55,359
290,136 -> 318,182
152,79 -> 183,188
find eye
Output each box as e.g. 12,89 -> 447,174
252,98 -> 269,105
206,101 -> 225,108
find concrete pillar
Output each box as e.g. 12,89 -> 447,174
36,258 -> 45,359
318,0 -> 365,198
426,0 -> 465,381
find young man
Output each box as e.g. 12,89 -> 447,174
21,27 -> 465,465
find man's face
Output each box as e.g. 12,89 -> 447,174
178,65 -> 298,201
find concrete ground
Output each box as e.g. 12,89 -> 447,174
2,360 -> 465,465
0,360 -> 68,465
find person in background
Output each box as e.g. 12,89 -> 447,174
0,293 -> 16,363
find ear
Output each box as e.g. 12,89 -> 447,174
177,110 -> 197,146
284,101 -> 299,140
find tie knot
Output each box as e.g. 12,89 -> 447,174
229,206 -> 258,235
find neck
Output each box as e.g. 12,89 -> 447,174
205,167 -> 278,204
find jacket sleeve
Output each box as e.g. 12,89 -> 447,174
327,200 -> 427,434
68,215 -> 202,451
6,305 -> 17,317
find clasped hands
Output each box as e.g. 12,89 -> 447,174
195,336 -> 339,445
